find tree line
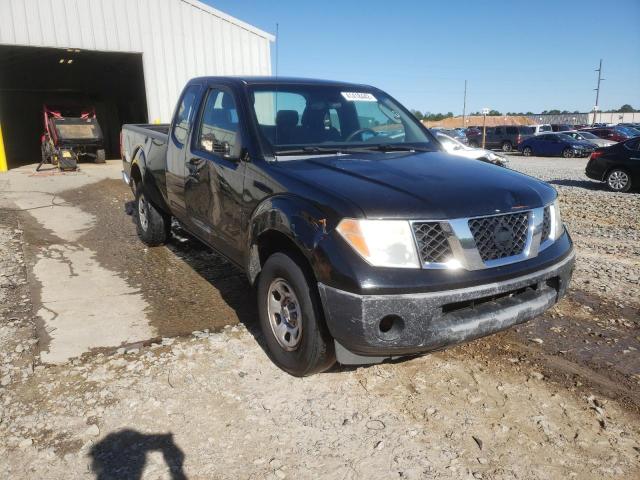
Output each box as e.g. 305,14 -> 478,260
411,104 -> 637,120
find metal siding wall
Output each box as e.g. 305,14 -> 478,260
0,0 -> 273,122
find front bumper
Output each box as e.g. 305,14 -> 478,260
319,249 -> 575,364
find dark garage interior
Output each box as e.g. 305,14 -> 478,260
0,45 -> 148,169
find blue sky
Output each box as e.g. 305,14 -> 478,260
206,0 -> 640,115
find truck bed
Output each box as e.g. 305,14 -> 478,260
123,123 -> 170,139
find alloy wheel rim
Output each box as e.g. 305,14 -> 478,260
267,278 -> 302,351
524,148 -> 531,156
138,194 -> 149,231
608,171 -> 628,190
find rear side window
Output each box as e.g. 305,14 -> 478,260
519,126 -> 534,134
506,126 -> 517,134
172,85 -> 201,145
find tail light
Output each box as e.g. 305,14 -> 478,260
119,131 -> 124,160
515,134 -> 521,145
589,150 -> 602,160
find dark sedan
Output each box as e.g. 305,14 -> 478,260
518,133 -> 595,158
586,137 -> 640,192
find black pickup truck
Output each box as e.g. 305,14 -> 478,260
121,77 -> 575,376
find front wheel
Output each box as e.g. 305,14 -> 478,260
257,252 -> 335,376
562,148 -> 575,158
606,169 -> 632,192
134,183 -> 171,246
95,149 -> 106,164
522,146 -> 533,157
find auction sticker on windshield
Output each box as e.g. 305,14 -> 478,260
341,92 -> 377,102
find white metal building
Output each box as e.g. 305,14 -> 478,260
0,0 -> 273,168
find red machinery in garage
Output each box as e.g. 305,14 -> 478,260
39,105 -> 105,171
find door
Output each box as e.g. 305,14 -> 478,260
537,135 -> 553,155
184,86 -> 246,264
166,84 -> 203,217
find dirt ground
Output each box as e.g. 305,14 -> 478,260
0,157 -> 639,479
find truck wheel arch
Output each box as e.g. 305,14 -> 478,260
247,197 -> 329,286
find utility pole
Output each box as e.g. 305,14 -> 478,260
481,108 -> 489,149
462,80 -> 467,129
593,59 -> 604,125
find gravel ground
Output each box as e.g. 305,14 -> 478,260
1,156 -> 639,479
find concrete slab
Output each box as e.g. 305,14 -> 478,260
1,161 -> 155,363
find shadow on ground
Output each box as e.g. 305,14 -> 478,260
89,429 -> 187,480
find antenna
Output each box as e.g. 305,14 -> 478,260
275,22 -> 279,79
274,22 -> 279,149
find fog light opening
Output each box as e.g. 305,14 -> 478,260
378,315 -> 405,338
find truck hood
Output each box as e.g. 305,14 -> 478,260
277,151 -> 556,219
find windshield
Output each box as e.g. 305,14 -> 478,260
539,125 -> 552,132
578,131 -> 597,139
617,126 -> 640,137
248,84 -> 435,155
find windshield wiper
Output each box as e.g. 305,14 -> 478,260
274,144 -> 434,157
275,146 -> 344,156
353,144 -> 433,153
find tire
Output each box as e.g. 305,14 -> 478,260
468,140 -> 479,148
95,149 -> 106,164
134,183 -> 170,246
257,252 -> 336,376
501,141 -> 513,152
562,148 -> 574,158
606,168 -> 632,193
522,146 -> 533,157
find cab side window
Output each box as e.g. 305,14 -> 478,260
172,85 -> 200,145
197,88 -> 239,157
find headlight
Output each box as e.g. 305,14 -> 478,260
549,199 -> 564,240
336,219 -> 420,268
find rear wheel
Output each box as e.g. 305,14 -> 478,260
468,140 -> 479,148
134,182 -> 170,246
257,252 -> 335,376
501,141 -> 513,152
606,169 -> 632,192
522,146 -> 533,157
562,148 -> 574,158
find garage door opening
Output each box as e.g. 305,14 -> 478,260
0,45 -> 147,169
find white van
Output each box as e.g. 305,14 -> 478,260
530,124 -> 552,135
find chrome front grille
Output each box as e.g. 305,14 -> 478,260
412,222 -> 453,264
410,206 -> 551,271
467,212 -> 529,262
541,206 -> 551,241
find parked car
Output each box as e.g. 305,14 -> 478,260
466,125 -> 533,152
551,124 -> 572,132
431,127 -> 468,145
518,133 -> 595,158
581,127 -> 637,143
530,124 -> 553,135
617,123 -> 640,129
586,137 -> 640,192
121,76 -> 574,375
433,131 -> 507,166
562,130 -> 616,148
